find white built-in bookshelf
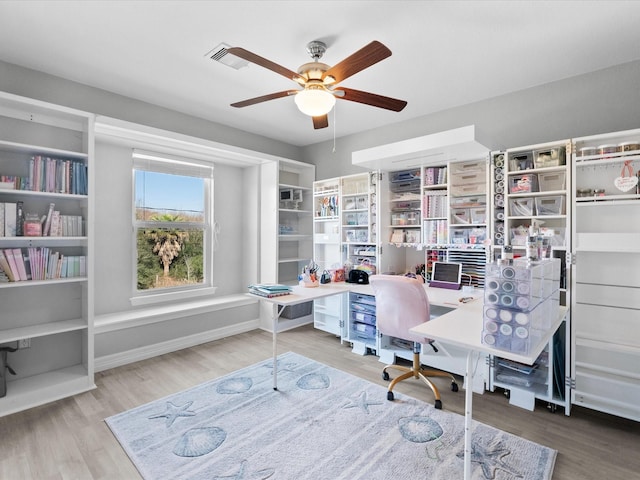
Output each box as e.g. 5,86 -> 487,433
0,91 -> 95,416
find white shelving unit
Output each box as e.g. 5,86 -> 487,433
0,92 -> 95,416
277,160 -> 314,286
489,140 -> 572,414
570,129 -> 640,422
312,177 -> 343,337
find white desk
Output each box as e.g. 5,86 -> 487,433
250,281 -> 566,480
248,284 -> 347,390
410,300 -> 567,480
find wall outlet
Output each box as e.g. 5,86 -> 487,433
18,338 -> 31,349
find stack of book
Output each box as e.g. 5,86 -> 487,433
248,284 -> 292,298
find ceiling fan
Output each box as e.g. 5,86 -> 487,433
226,40 -> 407,129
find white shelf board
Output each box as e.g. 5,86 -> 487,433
0,318 -> 86,343
0,277 -> 87,289
575,233 -> 640,252
0,365 -> 95,417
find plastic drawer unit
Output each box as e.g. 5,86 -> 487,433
349,292 -> 377,355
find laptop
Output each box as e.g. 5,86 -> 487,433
429,261 -> 462,290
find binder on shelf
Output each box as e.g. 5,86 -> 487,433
0,250 -> 16,282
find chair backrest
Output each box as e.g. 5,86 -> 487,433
369,274 -> 431,344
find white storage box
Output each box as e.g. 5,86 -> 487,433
538,171 -> 566,192
535,195 -> 565,216
509,197 -> 535,216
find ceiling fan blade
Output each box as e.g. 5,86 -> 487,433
312,115 -> 329,129
231,90 -> 297,108
226,47 -> 305,83
323,41 -> 392,84
334,87 -> 407,112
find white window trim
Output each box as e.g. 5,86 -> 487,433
131,149 -> 214,304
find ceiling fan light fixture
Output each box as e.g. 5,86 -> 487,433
294,85 -> 336,116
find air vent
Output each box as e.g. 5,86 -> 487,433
206,42 -> 249,70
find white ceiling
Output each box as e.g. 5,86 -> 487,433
1,1 -> 640,147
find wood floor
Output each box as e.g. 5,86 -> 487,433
1,324 -> 638,479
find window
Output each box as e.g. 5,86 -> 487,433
132,150 -> 214,301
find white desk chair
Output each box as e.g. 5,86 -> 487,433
369,274 -> 459,409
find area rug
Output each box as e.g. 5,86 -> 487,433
105,351 -> 556,480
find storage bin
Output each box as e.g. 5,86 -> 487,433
450,183 -> 486,197
451,208 -> 470,224
535,195 -> 565,215
390,169 -> 420,183
509,174 -> 538,194
468,227 -> 486,244
470,207 -> 486,224
533,147 -> 566,168
450,160 -> 486,175
390,179 -> 420,193
345,213 -> 358,225
509,151 -> 534,171
450,171 -> 485,186
352,322 -> 376,340
450,229 -> 469,244
351,310 -> 376,326
509,197 -> 535,216
538,171 -> 566,192
281,301 -> 313,319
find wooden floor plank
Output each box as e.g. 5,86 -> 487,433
0,324 -> 638,479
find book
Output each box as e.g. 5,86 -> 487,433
12,248 -> 28,281
248,284 -> 292,298
0,203 -> 4,236
0,250 -> 16,281
4,249 -> 21,281
42,202 -> 55,236
16,201 -> 24,236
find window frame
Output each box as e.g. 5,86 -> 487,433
131,149 -> 215,306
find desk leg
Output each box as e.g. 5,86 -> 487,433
463,350 -> 475,480
273,304 -> 285,391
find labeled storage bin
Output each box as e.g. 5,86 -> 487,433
450,229 -> 469,244
450,183 -> 486,197
538,171 -> 566,192
352,322 -> 376,340
533,147 -> 566,168
351,310 -> 376,326
450,171 -> 485,186
450,160 -> 486,175
390,169 -> 420,183
451,208 -> 470,224
535,195 -> 565,216
470,207 -> 486,224
509,151 -> 534,171
509,173 -> 538,194
509,197 -> 534,216
468,227 -> 487,244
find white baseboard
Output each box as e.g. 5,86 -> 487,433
94,318 -> 260,372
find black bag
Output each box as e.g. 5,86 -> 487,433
347,269 -> 369,284
320,270 -> 332,284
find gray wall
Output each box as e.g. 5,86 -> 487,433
302,60 -> 640,180
0,60 -> 302,162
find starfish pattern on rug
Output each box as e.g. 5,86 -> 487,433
263,360 -> 297,376
213,459 -> 275,480
148,400 -> 196,427
342,391 -> 384,414
456,441 -> 523,479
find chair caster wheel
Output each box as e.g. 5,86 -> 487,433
434,399 -> 442,410
451,382 -> 459,392
382,371 -> 390,381
387,391 -> 394,401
